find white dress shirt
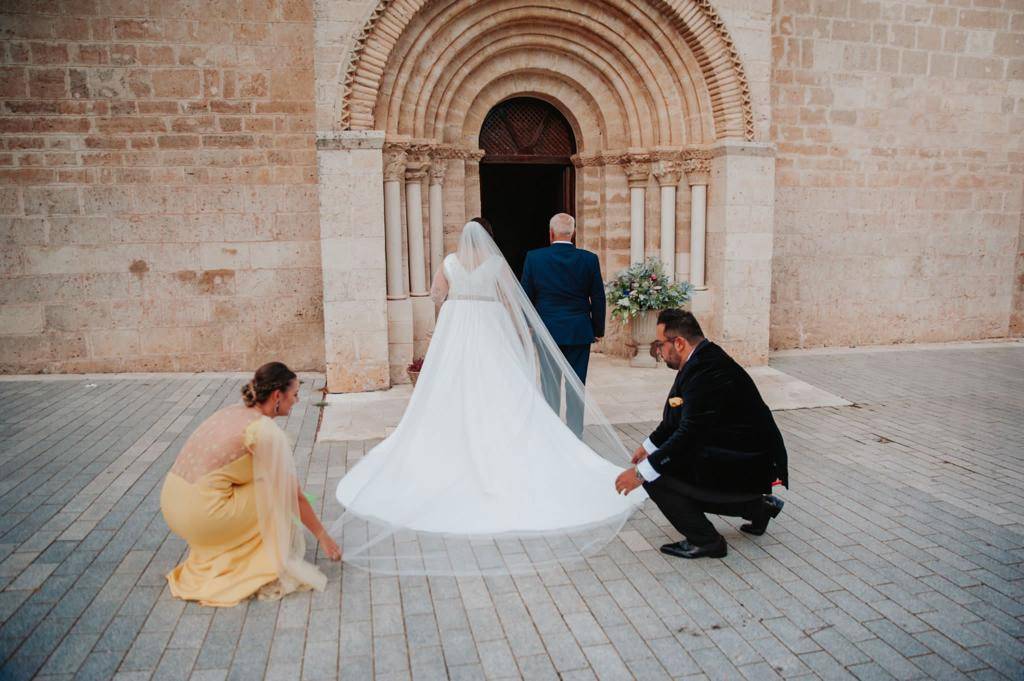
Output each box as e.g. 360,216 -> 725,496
635,341 -> 702,482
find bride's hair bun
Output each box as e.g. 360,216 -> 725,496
241,362 -> 297,407
241,381 -> 258,406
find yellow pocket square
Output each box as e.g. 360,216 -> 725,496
668,397 -> 683,407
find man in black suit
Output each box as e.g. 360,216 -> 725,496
614,309 -> 788,558
521,213 -> 606,435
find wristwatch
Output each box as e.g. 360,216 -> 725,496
634,467 -> 644,483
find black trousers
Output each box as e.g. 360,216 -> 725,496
643,475 -> 764,546
539,343 -> 590,437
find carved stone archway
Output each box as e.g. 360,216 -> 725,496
316,0 -> 775,392
340,0 -> 755,142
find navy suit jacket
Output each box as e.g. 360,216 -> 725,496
520,243 -> 606,346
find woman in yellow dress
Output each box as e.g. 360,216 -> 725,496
160,362 -> 341,607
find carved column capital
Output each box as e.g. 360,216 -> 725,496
682,158 -> 711,185
623,154 -> 651,187
653,160 -> 682,186
383,150 -> 407,182
428,161 -> 447,185
404,160 -> 429,182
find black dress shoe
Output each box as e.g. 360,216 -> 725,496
660,537 -> 727,559
741,495 -> 785,536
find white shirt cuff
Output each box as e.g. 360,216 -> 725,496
642,438 -> 657,455
636,458 -> 660,482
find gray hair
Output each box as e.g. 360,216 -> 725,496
549,213 -> 575,238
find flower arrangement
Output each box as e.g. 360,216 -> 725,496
606,258 -> 692,323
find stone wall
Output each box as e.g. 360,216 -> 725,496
3,0 -> 1020,377
0,0 -> 324,373
770,0 -> 1024,349
1013,211 -> 1024,336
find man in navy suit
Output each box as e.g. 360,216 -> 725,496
520,213 -> 606,436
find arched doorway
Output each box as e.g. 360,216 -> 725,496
479,97 -> 576,277
316,0 -> 775,393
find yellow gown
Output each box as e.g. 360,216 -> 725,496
160,406 -> 324,607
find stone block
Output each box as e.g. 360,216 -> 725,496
199,243 -> 251,270
139,327 -> 190,355
249,240 -> 319,269
0,304 -> 44,334
89,329 -> 140,357
23,187 -> 80,216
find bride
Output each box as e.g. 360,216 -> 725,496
333,221 -> 645,575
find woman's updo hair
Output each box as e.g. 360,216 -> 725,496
242,362 -> 297,407
469,216 -> 494,239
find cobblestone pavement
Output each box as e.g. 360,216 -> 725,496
1,344 -> 1022,680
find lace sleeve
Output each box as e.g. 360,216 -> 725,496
430,264 -> 449,314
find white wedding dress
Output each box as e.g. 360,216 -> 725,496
334,222 -> 644,575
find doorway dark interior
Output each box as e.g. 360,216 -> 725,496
479,97 -> 577,277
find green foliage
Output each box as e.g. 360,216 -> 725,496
605,258 -> 692,323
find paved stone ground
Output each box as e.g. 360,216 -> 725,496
1,344 -> 1022,681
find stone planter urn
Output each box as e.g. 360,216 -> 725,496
407,358 -> 423,386
628,309 -> 659,367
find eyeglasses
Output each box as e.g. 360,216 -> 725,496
649,335 -> 680,358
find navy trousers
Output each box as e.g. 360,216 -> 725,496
540,343 -> 590,437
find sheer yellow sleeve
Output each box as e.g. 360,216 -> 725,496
243,419 -> 260,454
251,416 -> 327,596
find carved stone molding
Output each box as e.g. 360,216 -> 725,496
384,140 -> 484,163
384,140 -> 433,156
571,151 -> 653,169
339,0 -> 755,141
571,148 -> 719,173
682,148 -> 714,162
570,153 -> 600,168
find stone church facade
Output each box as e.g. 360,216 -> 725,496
1,0 -> 1021,392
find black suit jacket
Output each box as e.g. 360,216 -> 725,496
646,340 -> 789,495
520,243 -> 606,345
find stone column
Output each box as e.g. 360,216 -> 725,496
428,160 -> 447,278
383,150 -> 407,299
684,158 -> 710,292
624,158 -> 650,264
316,131 -> 389,392
405,158 -> 434,360
383,147 -> 413,384
653,160 -> 681,279
404,160 -> 429,296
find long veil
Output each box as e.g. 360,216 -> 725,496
331,222 -> 643,575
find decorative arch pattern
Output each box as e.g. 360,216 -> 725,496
338,0 -> 754,143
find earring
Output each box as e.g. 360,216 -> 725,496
274,400 -> 280,415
